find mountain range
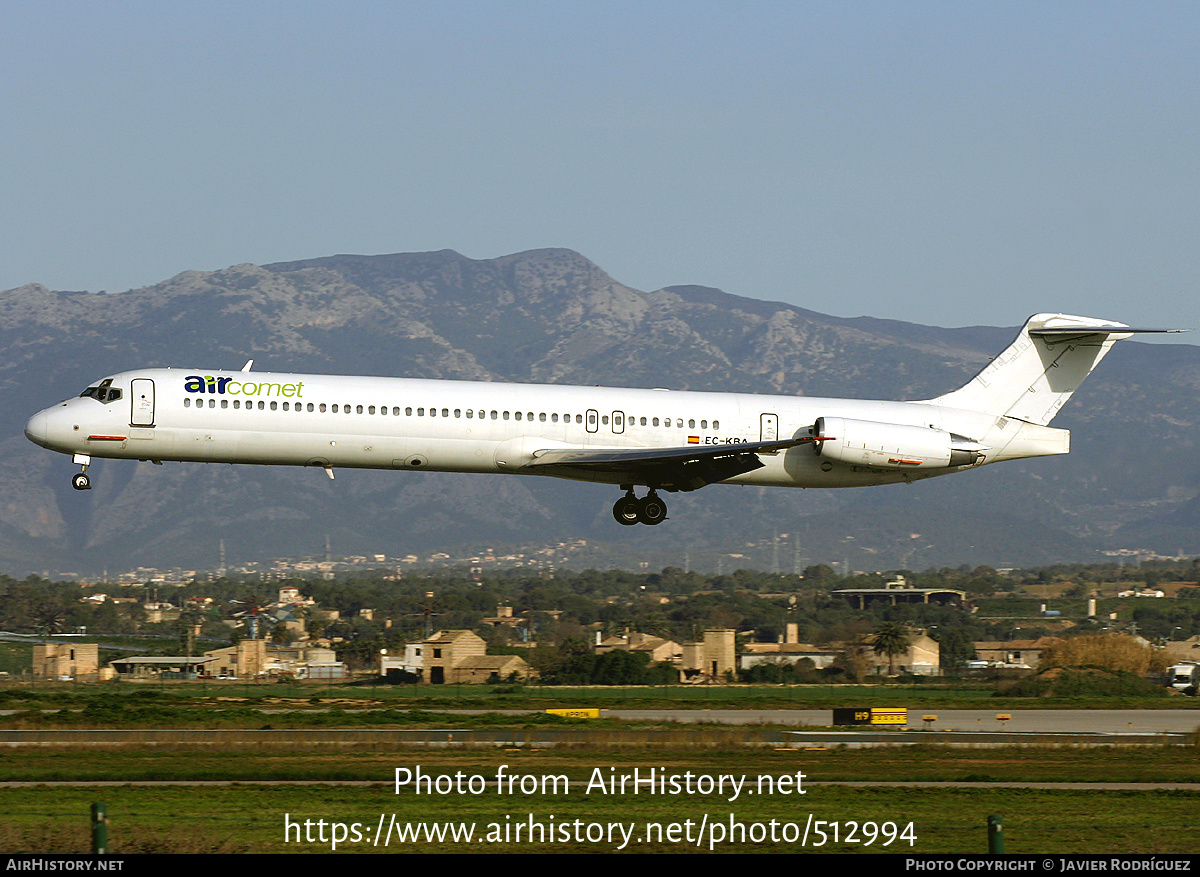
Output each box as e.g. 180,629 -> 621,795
3,248 -> 1198,576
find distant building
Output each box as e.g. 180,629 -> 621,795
681,629 -> 737,682
263,646 -> 347,679
33,643 -> 99,680
858,631 -> 941,676
423,630 -> 487,684
142,602 -> 178,624
109,656 -> 216,679
204,640 -> 269,677
740,642 -> 836,671
832,575 -> 965,609
396,630 -> 534,684
973,637 -> 1063,670
450,655 -> 533,684
481,605 -> 522,628
595,633 -> 682,664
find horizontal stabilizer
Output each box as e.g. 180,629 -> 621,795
929,314 -> 1189,426
1029,326 -> 1189,337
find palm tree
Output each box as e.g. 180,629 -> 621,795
872,622 -> 911,676
33,604 -> 67,636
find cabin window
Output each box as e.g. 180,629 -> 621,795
282,402 -> 289,411
514,411 -> 522,421
393,407 -> 400,415
222,400 -> 229,409
551,413 -> 558,423
701,420 -> 707,429
454,409 -> 461,418
601,415 -> 608,425
332,405 -> 339,413
269,401 -> 277,410
319,403 -> 327,413
640,417 -> 647,426
688,419 -> 695,428
406,407 -> 413,416
713,420 -> 719,429
356,405 -> 363,414
503,411 -> 510,420
442,408 -> 449,418
368,406 -> 375,414
184,398 -> 191,408
417,408 -> 424,416
466,409 -> 473,418
307,403 -> 314,412
539,413 -> 546,422
575,414 -> 582,424
490,411 -> 498,420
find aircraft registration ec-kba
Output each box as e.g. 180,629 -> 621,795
24,314 -> 1185,526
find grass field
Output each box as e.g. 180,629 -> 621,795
3,680 -> 1198,713
0,745 -> 1197,854
0,683 -> 1196,855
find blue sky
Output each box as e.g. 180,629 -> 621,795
3,1 -> 1197,332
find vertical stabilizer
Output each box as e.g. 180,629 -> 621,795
928,314 -> 1133,425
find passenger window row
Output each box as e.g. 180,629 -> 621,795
180,398 -> 717,430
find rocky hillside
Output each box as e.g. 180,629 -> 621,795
3,248 -> 1198,575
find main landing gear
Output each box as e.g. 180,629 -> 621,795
612,488 -> 668,526
71,454 -> 92,491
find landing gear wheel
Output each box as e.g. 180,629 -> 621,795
612,495 -> 640,526
71,472 -> 91,491
637,494 -> 667,525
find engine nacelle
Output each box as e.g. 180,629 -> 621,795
814,417 -> 986,470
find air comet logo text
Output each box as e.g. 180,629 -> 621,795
183,375 -> 304,398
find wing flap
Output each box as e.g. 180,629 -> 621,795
526,435 -> 822,491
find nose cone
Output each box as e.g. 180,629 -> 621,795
24,410 -> 49,448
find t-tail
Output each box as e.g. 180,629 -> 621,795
928,313 -> 1185,425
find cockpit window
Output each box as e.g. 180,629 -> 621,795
79,378 -> 123,404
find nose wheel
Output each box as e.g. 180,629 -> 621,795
612,489 -> 667,526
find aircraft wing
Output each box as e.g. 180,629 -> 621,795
525,435 -> 821,491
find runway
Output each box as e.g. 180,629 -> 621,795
599,709 -> 1200,734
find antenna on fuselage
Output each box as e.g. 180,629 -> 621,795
241,360 -> 253,372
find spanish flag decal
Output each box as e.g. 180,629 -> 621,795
688,435 -> 700,444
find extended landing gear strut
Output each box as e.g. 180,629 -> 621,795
71,454 -> 92,491
612,487 -> 667,526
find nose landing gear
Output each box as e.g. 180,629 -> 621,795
71,454 -> 92,491
611,487 -> 667,526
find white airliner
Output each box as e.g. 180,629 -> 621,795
24,314 -> 1182,526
